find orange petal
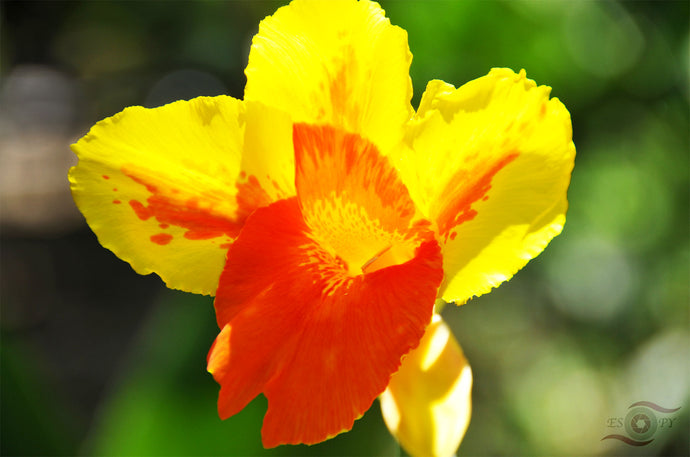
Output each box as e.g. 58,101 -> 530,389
209,197 -> 443,447
293,123 -> 431,276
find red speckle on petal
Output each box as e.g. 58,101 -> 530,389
437,152 -> 519,237
449,231 -> 457,241
125,171 -> 158,193
102,175 -> 110,180
159,223 -> 169,229
112,199 -> 121,204
121,166 -> 272,242
129,199 -> 152,220
113,188 -> 118,192
150,233 -> 173,245
235,175 -> 272,225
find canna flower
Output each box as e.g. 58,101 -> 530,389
69,0 -> 575,455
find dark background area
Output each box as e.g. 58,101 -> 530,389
1,1 -> 688,455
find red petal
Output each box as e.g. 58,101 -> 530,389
209,197 -> 443,447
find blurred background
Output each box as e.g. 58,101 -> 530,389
1,1 -> 688,455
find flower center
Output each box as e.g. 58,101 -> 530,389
303,195 -> 417,276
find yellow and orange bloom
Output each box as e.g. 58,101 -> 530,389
69,0 -> 575,455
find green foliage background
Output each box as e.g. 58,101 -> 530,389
1,1 -> 688,456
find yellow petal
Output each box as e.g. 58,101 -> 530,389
397,68 -> 575,303
70,96 -> 256,295
380,314 -> 472,457
245,0 -> 413,153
